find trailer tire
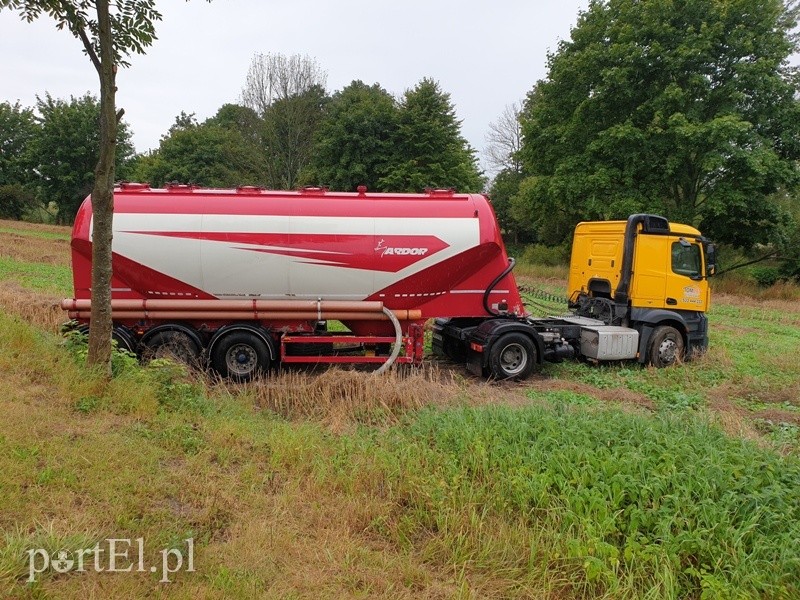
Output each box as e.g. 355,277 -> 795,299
647,325 -> 684,368
112,326 -> 137,354
489,332 -> 537,380
75,324 -> 137,354
211,331 -> 271,382
143,330 -> 201,368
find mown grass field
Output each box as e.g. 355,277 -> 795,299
1,219 -> 799,599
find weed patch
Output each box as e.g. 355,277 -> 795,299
334,406 -> 800,598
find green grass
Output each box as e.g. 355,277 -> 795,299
2,220 -> 800,599
527,388 -> 600,406
336,405 -> 800,598
532,299 -> 800,419
0,256 -> 72,296
3,309 -> 800,598
0,227 -> 71,241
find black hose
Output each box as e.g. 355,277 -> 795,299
483,257 -> 516,316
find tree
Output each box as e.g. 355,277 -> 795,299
208,103 -> 262,146
306,80 -> 399,191
488,170 -> 527,244
29,93 -> 133,224
1,0 -> 163,373
484,102 -> 526,242
0,101 -> 39,220
131,107 -> 264,188
241,53 -> 328,189
0,101 -> 37,187
484,101 -> 523,176
380,78 -> 483,193
261,85 -> 328,189
517,0 -> 800,248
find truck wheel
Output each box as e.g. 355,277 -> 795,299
211,331 -> 271,382
489,333 -> 537,380
648,325 -> 684,368
143,330 -> 201,367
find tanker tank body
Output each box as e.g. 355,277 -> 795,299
64,183 -> 524,380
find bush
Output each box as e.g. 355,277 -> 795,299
750,266 -> 782,287
0,184 -> 36,220
521,243 -> 569,266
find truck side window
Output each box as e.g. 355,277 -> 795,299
671,242 -> 701,278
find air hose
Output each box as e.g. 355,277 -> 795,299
483,257 -> 516,316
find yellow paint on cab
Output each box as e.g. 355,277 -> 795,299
568,220 -> 710,312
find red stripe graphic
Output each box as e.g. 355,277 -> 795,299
122,231 -> 449,273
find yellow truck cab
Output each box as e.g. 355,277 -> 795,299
434,213 -> 715,379
568,214 -> 715,366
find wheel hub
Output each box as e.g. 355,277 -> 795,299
658,339 -> 677,364
500,343 -> 527,375
227,344 -> 257,375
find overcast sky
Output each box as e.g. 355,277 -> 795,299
0,1 -> 589,170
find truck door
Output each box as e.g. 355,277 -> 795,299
664,238 -> 707,311
630,233 -> 668,307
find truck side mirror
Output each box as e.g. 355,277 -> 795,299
706,244 -> 717,277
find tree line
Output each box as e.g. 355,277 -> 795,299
0,94 -> 134,224
3,0 -> 800,264
131,60 -> 483,195
486,0 -> 800,275
1,54 -> 483,224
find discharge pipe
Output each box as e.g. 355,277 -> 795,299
67,309 -> 422,321
374,306 -> 403,375
61,299 -> 383,313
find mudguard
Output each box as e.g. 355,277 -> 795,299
207,323 -> 276,361
630,308 -> 708,362
468,318 -> 545,370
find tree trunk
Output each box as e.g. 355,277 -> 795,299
86,0 -> 116,376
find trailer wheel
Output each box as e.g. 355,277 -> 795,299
489,333 -> 537,380
143,330 -> 201,367
112,326 -> 137,354
648,325 -> 684,368
74,324 -> 137,354
211,331 -> 271,382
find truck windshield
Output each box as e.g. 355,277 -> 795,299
671,242 -> 702,278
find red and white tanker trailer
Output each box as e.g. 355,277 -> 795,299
62,183 -> 714,380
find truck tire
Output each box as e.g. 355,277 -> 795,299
211,331 -> 271,382
647,325 -> 684,368
489,332 -> 537,380
143,330 -> 201,367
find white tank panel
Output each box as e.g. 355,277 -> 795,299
107,212 -> 481,300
